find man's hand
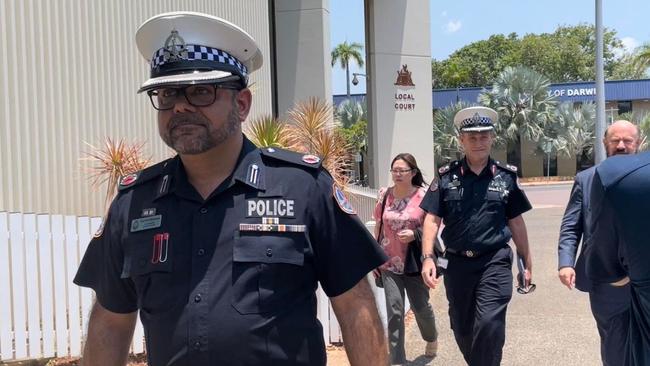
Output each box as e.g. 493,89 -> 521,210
421,258 -> 439,289
331,277 -> 389,366
558,267 -> 576,290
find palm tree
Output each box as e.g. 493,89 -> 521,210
336,99 -> 366,129
633,43 -> 650,73
552,102 -> 595,171
331,41 -> 365,99
479,66 -> 557,176
433,102 -> 467,164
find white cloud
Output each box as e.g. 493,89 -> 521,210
622,37 -> 639,53
441,11 -> 447,17
614,37 -> 639,58
444,20 -> 462,33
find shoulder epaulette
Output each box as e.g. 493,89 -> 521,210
260,147 -> 322,169
494,160 -> 518,174
438,160 -> 461,176
117,159 -> 171,192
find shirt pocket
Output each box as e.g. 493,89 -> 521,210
485,190 -> 506,215
443,189 -> 462,215
231,233 -> 306,315
122,233 -> 178,314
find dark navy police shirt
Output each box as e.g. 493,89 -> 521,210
419,158 -> 532,252
74,137 -> 387,366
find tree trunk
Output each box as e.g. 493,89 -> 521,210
345,61 -> 350,99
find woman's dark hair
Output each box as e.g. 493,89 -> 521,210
391,153 -> 425,187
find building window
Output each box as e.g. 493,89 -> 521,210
618,101 -> 632,115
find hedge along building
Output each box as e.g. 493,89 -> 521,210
335,78 -> 650,178
0,1 -> 335,217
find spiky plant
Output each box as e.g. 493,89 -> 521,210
244,115 -> 295,149
286,98 -> 334,152
286,97 -> 353,188
83,138 -> 150,210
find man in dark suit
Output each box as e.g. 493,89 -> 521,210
587,150 -> 650,365
557,120 -> 639,365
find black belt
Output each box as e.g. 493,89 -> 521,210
445,246 -> 506,258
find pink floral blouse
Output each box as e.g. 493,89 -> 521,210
373,186 -> 426,274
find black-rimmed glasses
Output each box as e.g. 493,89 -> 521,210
147,84 -> 240,110
390,169 -> 413,175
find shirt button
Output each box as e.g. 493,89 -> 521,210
197,248 -> 205,256
194,294 -> 202,303
199,207 -> 208,214
193,341 -> 201,350
266,248 -> 273,257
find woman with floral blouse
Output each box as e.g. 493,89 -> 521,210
373,153 -> 438,365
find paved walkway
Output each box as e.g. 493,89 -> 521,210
401,206 -> 601,366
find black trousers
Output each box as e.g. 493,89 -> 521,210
589,283 -> 631,366
443,246 -> 513,366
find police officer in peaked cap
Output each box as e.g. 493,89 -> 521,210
74,12 -> 389,366
419,106 -> 534,366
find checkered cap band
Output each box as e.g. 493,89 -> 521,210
151,44 -> 248,78
461,113 -> 493,128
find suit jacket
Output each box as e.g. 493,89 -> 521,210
586,152 -> 650,366
558,166 -> 595,291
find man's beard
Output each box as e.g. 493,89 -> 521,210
161,106 -> 240,155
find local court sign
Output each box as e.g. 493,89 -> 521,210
394,64 -> 416,111
547,86 -> 597,98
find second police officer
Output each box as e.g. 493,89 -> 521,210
419,106 -> 534,366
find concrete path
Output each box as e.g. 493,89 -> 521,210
402,184 -> 602,366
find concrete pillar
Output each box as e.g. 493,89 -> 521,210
365,0 -> 434,188
273,0 -> 332,116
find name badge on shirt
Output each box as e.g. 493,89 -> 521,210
131,215 -> 162,232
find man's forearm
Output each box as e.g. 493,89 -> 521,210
82,301 -> 137,366
331,278 -> 388,366
422,214 -> 440,256
508,216 -> 532,269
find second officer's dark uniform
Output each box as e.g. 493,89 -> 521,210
420,107 -> 532,365
420,157 -> 531,365
74,138 -> 387,366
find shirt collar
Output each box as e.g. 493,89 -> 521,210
461,156 -> 496,177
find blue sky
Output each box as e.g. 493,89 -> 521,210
330,0 -> 650,95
